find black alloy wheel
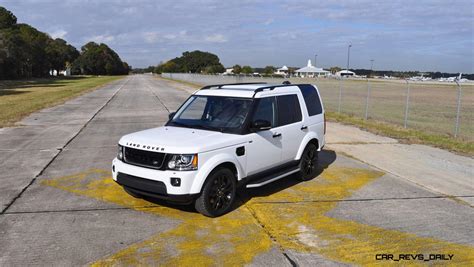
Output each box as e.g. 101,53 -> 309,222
195,168 -> 236,217
299,143 -> 319,181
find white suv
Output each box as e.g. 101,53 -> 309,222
112,82 -> 325,217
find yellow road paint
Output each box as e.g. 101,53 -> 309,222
42,169 -> 273,266
42,167 -> 474,266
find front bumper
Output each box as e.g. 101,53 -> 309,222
112,158 -> 199,202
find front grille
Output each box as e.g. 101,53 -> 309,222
124,147 -> 166,169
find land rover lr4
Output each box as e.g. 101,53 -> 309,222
112,82 -> 325,217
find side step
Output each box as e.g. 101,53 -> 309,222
246,167 -> 300,188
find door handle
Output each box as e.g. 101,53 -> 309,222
272,133 -> 282,138
301,126 -> 308,130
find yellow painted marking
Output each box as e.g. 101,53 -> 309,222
42,167 -> 474,266
42,169 -> 273,266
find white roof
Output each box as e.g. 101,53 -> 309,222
194,84 -> 300,98
277,65 -> 288,71
337,70 -> 355,74
295,60 -> 329,73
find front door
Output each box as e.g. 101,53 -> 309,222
245,97 -> 282,175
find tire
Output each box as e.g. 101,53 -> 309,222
124,187 -> 143,198
195,168 -> 236,217
298,143 -> 319,181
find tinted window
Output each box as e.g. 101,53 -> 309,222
277,94 -> 302,126
298,85 -> 322,116
171,96 -> 253,133
252,97 -> 276,127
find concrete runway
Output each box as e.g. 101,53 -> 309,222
1,75 -> 473,265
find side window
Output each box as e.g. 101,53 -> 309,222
298,85 -> 322,116
252,97 -> 276,127
277,94 -> 302,126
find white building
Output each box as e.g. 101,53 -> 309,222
275,65 -> 289,76
295,60 -> 330,78
336,70 -> 355,77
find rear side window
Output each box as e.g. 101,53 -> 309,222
298,85 -> 322,116
277,94 -> 302,126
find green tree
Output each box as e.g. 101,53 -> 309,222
162,50 -> 224,73
232,64 -> 242,74
0,7 -> 16,29
263,65 -> 276,75
46,38 -> 79,74
329,66 -> 341,74
241,65 -> 253,74
74,42 -> 128,75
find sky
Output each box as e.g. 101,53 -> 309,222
2,0 -> 473,73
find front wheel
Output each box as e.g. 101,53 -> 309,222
195,168 -> 236,217
298,143 -> 319,181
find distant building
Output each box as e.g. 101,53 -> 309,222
295,60 -> 330,78
275,65 -> 289,76
222,68 -> 234,75
336,70 -> 355,77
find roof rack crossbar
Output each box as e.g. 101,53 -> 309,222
200,82 -> 267,90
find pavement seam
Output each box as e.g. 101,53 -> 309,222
250,195 -> 474,204
239,196 -> 298,267
331,148 -> 474,208
0,77 -> 131,214
145,81 -> 171,113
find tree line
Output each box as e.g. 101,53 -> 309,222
0,6 -> 129,80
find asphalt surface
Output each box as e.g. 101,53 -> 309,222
1,74 -> 473,266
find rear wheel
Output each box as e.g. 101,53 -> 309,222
298,143 -> 319,181
195,168 -> 236,217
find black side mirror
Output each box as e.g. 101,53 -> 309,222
168,112 -> 176,120
251,120 -> 271,131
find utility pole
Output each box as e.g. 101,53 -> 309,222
346,44 -> 352,72
314,54 -> 318,67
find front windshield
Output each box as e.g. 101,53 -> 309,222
168,95 -> 253,133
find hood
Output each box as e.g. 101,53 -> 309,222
119,126 -> 246,154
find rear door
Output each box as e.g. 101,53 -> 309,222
274,94 -> 306,163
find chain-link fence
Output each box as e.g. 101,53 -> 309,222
161,73 -> 473,141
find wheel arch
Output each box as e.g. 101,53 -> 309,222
295,133 -> 320,160
189,154 -> 242,194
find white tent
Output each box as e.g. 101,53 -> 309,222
295,60 -> 329,78
336,70 -> 355,77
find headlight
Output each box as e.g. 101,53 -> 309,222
167,154 -> 198,171
117,145 -> 123,160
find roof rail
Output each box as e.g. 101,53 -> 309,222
200,82 -> 267,90
252,83 -> 312,98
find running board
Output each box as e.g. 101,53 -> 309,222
246,167 -> 300,188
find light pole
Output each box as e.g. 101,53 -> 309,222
346,44 -> 352,72
314,54 -> 318,67
370,59 -> 374,78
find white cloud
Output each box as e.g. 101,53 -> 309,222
89,34 -> 115,43
204,34 -> 227,43
50,29 -> 67,39
263,18 -> 274,25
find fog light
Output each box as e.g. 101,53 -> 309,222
170,177 -> 181,187
112,165 -> 115,173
